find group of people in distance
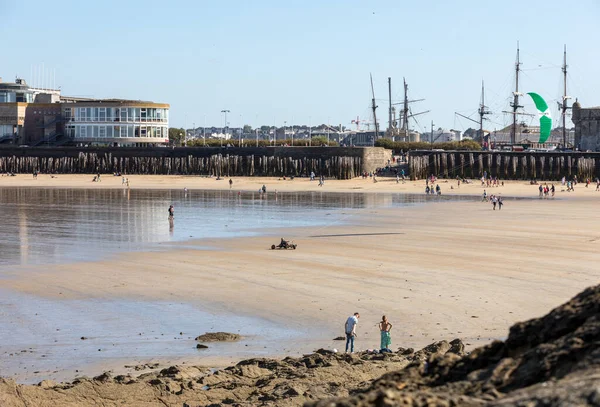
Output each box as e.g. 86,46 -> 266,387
482,190 -> 504,210
344,313 -> 393,354
538,183 -> 556,198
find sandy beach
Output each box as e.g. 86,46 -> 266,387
1,174 -> 599,384
0,172 -> 580,197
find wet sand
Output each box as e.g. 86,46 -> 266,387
1,174 -> 599,383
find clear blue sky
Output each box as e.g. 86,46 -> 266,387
2,0 -> 599,132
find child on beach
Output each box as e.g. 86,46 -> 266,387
379,315 -> 393,352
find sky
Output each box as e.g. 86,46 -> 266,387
1,0 -> 600,133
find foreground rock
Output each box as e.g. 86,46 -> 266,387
0,342 -> 461,407
0,284 -> 598,406
195,332 -> 241,342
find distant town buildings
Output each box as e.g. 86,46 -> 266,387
0,76 -> 169,146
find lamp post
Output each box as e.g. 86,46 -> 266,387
309,116 -> 312,146
191,122 -> 195,147
239,114 -> 243,147
430,121 -> 435,146
203,114 -> 206,146
221,109 -> 230,148
284,121 -> 287,146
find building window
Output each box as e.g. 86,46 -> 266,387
140,127 -> 147,137
99,126 -> 106,138
141,108 -> 147,122
120,108 -> 127,122
99,108 -> 106,121
80,126 -> 87,137
121,126 -> 128,138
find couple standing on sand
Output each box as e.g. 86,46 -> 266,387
344,313 -> 393,353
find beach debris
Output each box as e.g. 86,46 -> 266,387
195,332 -> 241,342
333,336 -> 345,341
196,344 -> 208,350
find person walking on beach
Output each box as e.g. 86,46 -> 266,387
491,195 -> 497,210
168,205 -> 174,219
539,184 -> 543,198
551,184 -> 555,197
482,189 -> 487,202
262,184 -> 267,193
229,178 -> 233,189
498,196 -> 503,210
344,312 -> 360,353
379,315 -> 393,352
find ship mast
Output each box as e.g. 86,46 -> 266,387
454,80 -> 491,148
402,78 -> 409,141
388,77 -> 393,137
479,81 -> 492,148
510,44 -> 523,145
370,73 -> 379,145
561,45 -> 570,148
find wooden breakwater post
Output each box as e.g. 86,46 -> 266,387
0,146 -> 391,180
408,150 -> 599,181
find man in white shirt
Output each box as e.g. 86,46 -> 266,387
344,312 -> 360,353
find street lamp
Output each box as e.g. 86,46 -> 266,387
430,121 -> 435,146
309,116 -> 312,147
239,114 -> 243,147
203,114 -> 206,147
221,109 -> 230,148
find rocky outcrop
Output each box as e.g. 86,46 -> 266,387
0,342 -> 460,407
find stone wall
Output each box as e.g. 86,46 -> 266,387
0,146 -> 391,179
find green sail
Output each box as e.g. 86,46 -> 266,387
527,92 -> 552,143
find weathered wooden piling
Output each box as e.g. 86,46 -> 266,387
409,150 -> 600,180
0,146 -> 390,180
